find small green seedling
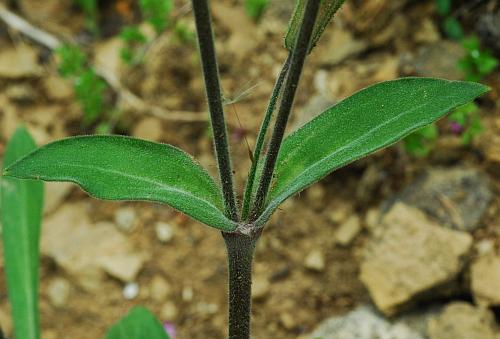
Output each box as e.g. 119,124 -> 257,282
3,1 -> 489,337
244,0 -> 269,22
120,25 -> 148,66
1,127 -> 44,339
458,36 -> 499,82
140,0 -> 173,34
56,44 -> 108,125
435,0 -> 463,40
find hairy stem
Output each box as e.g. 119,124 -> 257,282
241,53 -> 291,220
192,0 -> 239,221
223,232 -> 259,339
250,0 -> 321,221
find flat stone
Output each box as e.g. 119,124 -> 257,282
471,254 -> 500,307
114,206 -> 137,233
385,167 -> 492,232
428,302 -> 499,339
42,204 -> 147,290
43,74 -> 73,100
0,46 -> 42,79
410,41 -> 464,80
309,305 -> 423,339
150,275 -> 171,302
360,203 -> 472,316
43,182 -> 73,215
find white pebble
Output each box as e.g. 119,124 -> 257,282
123,282 -> 140,300
155,222 -> 174,243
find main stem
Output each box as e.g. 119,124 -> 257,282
192,0 -> 239,221
250,0 -> 321,221
223,232 -> 259,339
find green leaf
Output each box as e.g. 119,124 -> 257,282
1,127 -> 44,339
285,0 -> 346,53
105,306 -> 169,339
255,78 -> 489,226
4,135 -> 236,231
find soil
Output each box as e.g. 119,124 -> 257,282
0,0 -> 499,338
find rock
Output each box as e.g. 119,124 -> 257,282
428,302 -> 499,339
47,277 -> 71,308
114,206 -> 137,233
306,184 -> 327,211
280,312 -> 296,330
0,46 -> 42,79
471,253 -> 500,307
409,42 -> 464,80
385,167 -> 492,232
196,302 -> 219,315
0,95 -> 19,140
252,275 -> 270,300
328,202 -> 353,224
161,301 -> 178,320
94,37 -> 123,82
43,182 -> 73,215
476,10 -> 500,54
182,286 -> 194,302
42,204 -> 146,290
334,215 -> 361,246
413,18 -> 440,44
150,276 -> 171,302
123,282 -> 139,300
360,203 -> 472,316
155,222 -> 174,243
5,84 -> 38,103
132,117 -> 164,142
317,24 -> 368,66
0,307 -> 12,337
43,74 -> 73,100
304,249 -> 326,272
309,305 -> 424,339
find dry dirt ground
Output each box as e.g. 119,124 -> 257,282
0,0 -> 499,338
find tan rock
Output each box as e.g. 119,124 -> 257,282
42,204 -> 147,290
150,275 -> 171,302
43,182 -> 73,215
471,254 -> 500,306
47,277 -> 71,308
0,46 -> 42,79
304,249 -> 326,272
428,302 -> 499,339
334,215 -> 361,246
252,275 -> 270,300
132,117 -> 164,142
43,74 -> 73,100
360,203 -> 472,316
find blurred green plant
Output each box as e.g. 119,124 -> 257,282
74,0 -> 99,35
458,36 -> 499,82
244,0 -> 269,22
403,124 -> 439,157
120,25 -> 148,65
140,0 -> 173,33
56,44 -> 107,125
435,0 -> 463,40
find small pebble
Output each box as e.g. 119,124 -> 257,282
123,282 -> 140,300
155,222 -> 174,243
196,302 -> 219,315
182,286 -> 194,302
304,249 -> 325,272
47,278 -> 71,308
114,207 -> 137,233
161,301 -> 179,320
150,276 -> 171,302
335,215 -> 361,246
252,276 -> 270,300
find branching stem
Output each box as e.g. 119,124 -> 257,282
191,0 -> 239,221
241,53 -> 291,220
250,0 -> 321,221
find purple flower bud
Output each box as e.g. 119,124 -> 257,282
163,321 -> 176,338
449,122 -> 464,134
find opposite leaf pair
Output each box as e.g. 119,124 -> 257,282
4,78 -> 489,231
